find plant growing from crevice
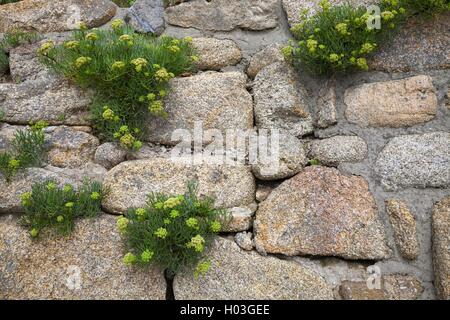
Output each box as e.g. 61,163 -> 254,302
117,181 -> 228,278
38,20 -> 195,150
19,180 -> 104,238
283,0 -> 407,75
112,0 -> 136,7
0,121 -> 48,183
0,30 -> 41,75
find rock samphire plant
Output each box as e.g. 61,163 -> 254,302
0,121 -> 48,183
283,0 -> 407,75
38,20 -> 195,150
117,182 -> 227,278
20,180 -> 104,238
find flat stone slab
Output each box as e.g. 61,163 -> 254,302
165,0 -> 279,31
102,158 -> 255,214
344,75 -> 437,128
309,135 -> 367,166
254,166 -> 390,260
375,132 -> 450,191
370,13 -> 450,72
146,71 -> 253,145
0,214 -> 166,299
174,237 -> 333,300
0,0 -> 116,33
191,37 -> 242,71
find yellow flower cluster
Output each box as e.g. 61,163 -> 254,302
111,19 -> 124,30
131,58 -> 148,72
119,34 -> 133,46
123,252 -> 137,265
21,192 -> 32,207
8,158 -> 20,170
163,196 -> 184,209
113,125 -> 142,150
210,220 -> 221,233
186,234 -> 205,252
37,40 -> 54,55
141,249 -> 154,263
116,216 -> 129,235
74,56 -> 92,68
186,217 -> 199,230
111,60 -> 126,71
154,66 -> 175,82
335,22 -> 350,36
102,106 -> 120,122
136,208 -> 147,221
85,32 -> 98,41
154,227 -> 168,239
64,40 -> 80,50
194,260 -> 211,278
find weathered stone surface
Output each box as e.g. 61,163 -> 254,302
191,37 -> 242,71
432,196 -> 450,300
46,126 -> 99,168
282,0 -> 373,26
254,62 -> 313,137
223,205 -> 256,232
0,214 -> 166,299
370,13 -> 450,72
102,158 -> 255,214
127,0 -> 165,35
254,166 -> 390,260
309,136 -> 367,166
255,184 -> 273,203
339,275 -> 423,300
385,200 -> 420,260
165,0 -> 278,31
1,42 -> 92,126
375,132 -> 450,190
0,123 -> 21,152
174,237 -> 333,299
247,43 -> 285,78
0,0 -> 116,33
316,81 -> 337,128
94,142 -> 127,170
146,71 -> 253,145
252,131 -> 308,180
344,75 -> 438,128
235,231 -> 254,251
0,165 -> 105,213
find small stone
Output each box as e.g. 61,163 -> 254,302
254,166 -> 390,260
254,62 -> 313,137
308,136 -> 368,166
94,142 -> 127,170
146,71 -> 253,145
223,205 -> 255,232
344,75 -> 438,128
339,274 -> 423,300
102,157 -> 255,214
255,185 -> 273,202
46,126 -> 99,168
173,237 -> 334,299
316,81 -> 337,128
385,200 -> 420,260
0,215 -> 166,299
246,43 -> 285,78
234,232 -> 254,251
252,131 -> 307,180
432,196 -> 450,299
0,0 -> 117,33
191,37 -> 242,71
375,132 -> 450,191
127,0 -> 165,35
165,0 -> 279,32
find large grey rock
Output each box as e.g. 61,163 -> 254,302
127,0 -> 165,35
246,43 -> 285,78
0,214 -> 166,299
252,131 -> 308,180
432,196 -> 450,300
344,75 -> 438,128
375,132 -> 450,190
385,200 -> 420,260
173,237 -> 334,300
370,13 -> 450,72
309,136 -> 368,166
46,126 -> 99,168
0,0 -> 117,33
165,0 -> 279,31
282,0 -> 374,26
0,42 -> 92,126
94,142 -> 128,170
146,71 -> 253,145
254,62 -> 313,137
223,205 -> 256,232
339,274 -> 423,300
254,166 -> 390,260
102,158 -> 255,214
234,231 -> 254,251
191,37 -> 242,71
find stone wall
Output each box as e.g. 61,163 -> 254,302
0,0 -> 449,300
